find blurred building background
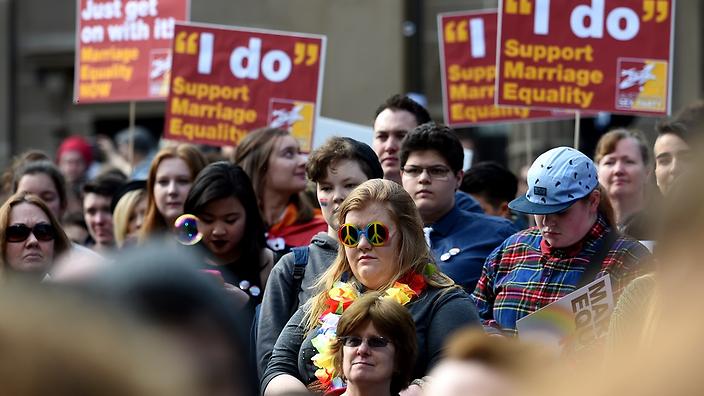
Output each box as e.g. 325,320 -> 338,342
0,0 -> 701,172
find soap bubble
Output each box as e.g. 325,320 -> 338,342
174,214 -> 202,245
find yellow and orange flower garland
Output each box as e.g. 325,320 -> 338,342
310,270 -> 428,391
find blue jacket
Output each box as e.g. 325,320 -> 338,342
429,203 -> 517,292
455,190 -> 483,213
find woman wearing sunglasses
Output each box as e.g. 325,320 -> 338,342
324,291 -> 417,396
262,179 -> 480,395
0,192 -> 70,279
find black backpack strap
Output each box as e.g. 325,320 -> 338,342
576,228 -> 619,289
290,246 -> 310,316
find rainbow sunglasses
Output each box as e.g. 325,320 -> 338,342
337,221 -> 390,248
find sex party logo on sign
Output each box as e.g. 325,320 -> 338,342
74,0 -> 190,103
164,23 -> 326,150
439,9 -> 570,126
496,0 -> 675,115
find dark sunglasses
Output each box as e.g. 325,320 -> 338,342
6,223 -> 55,243
338,335 -> 391,348
338,221 -> 389,248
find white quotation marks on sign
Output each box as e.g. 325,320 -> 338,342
469,18 -> 486,58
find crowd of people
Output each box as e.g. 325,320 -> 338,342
0,94 -> 702,396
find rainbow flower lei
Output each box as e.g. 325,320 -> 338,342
310,270 -> 429,391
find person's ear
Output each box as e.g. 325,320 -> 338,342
498,202 -> 510,219
454,170 -> 464,191
589,189 -> 601,212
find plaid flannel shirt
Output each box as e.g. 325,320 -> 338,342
471,214 -> 651,335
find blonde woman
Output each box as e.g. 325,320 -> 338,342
262,179 -> 480,395
0,192 -> 71,279
112,181 -> 147,248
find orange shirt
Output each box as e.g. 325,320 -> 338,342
267,203 -> 327,249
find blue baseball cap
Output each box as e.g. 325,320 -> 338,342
509,147 -> 598,215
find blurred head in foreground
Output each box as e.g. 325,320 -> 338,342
527,147 -> 704,396
83,242 -> 256,396
424,329 -> 552,396
0,282 -> 197,395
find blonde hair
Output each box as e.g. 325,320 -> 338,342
0,192 -> 71,275
113,189 -> 146,247
442,328 -> 553,376
305,179 -> 455,331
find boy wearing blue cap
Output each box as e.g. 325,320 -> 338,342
471,147 -> 651,335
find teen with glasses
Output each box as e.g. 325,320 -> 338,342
399,123 -> 517,293
0,192 -> 70,279
371,94 -> 483,214
262,179 -> 480,395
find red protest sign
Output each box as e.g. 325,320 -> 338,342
73,0 -> 190,103
439,9 -> 568,126
163,23 -> 325,151
496,0 -> 675,115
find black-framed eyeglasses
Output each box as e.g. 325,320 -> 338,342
338,335 -> 391,348
6,223 -> 55,243
401,165 -> 452,180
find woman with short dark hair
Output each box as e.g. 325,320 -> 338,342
325,291 -> 418,396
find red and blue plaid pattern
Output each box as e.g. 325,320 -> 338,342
471,214 -> 651,335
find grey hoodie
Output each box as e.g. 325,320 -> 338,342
255,232 -> 338,378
